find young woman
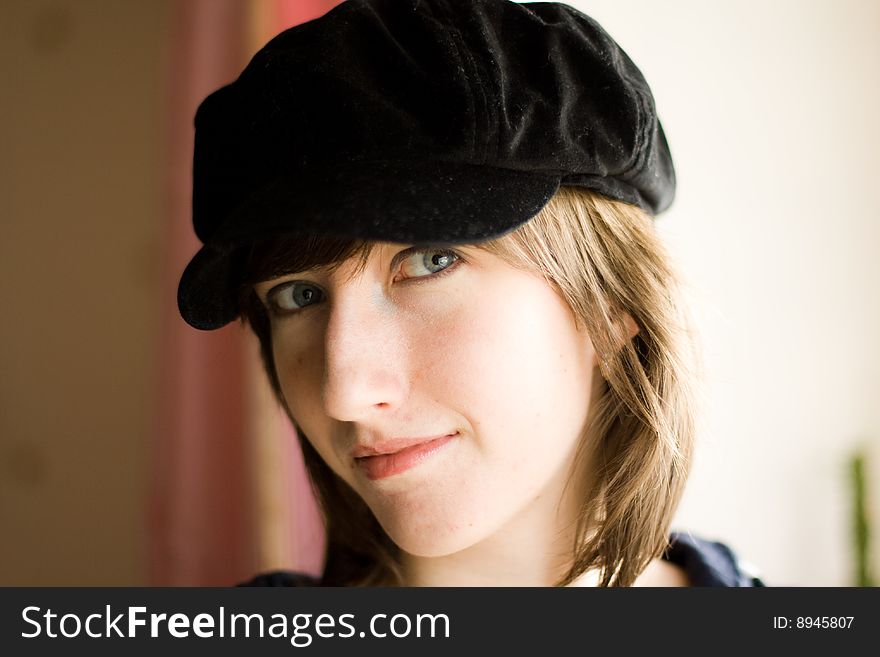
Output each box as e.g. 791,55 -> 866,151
178,0 -> 764,587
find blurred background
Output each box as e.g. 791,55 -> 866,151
1,0 -> 877,586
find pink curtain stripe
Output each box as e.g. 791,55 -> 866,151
274,0 -> 345,28
153,0 -> 346,586
151,0 -> 254,586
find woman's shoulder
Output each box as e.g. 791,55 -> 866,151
663,530 -> 766,587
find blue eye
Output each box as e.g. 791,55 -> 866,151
267,281 -> 325,313
399,248 -> 460,279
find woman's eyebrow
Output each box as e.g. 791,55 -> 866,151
269,261 -> 336,280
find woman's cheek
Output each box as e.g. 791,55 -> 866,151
273,340 -> 341,468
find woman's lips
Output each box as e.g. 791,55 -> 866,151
354,433 -> 458,480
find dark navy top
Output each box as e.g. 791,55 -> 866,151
664,531 -> 765,586
240,532 -> 766,587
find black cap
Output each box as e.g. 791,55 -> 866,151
178,0 -> 675,330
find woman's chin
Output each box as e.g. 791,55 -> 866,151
376,512 -> 489,559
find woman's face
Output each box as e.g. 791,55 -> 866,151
254,242 -> 598,557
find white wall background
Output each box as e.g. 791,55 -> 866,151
552,0 -> 880,585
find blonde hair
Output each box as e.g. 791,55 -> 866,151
240,186 -> 702,586
478,186 -> 700,586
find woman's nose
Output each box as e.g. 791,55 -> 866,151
320,292 -> 409,422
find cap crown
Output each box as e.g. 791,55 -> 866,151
192,0 -> 674,244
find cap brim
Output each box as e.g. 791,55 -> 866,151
178,160 -> 560,330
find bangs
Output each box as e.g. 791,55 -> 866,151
240,234 -> 377,290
